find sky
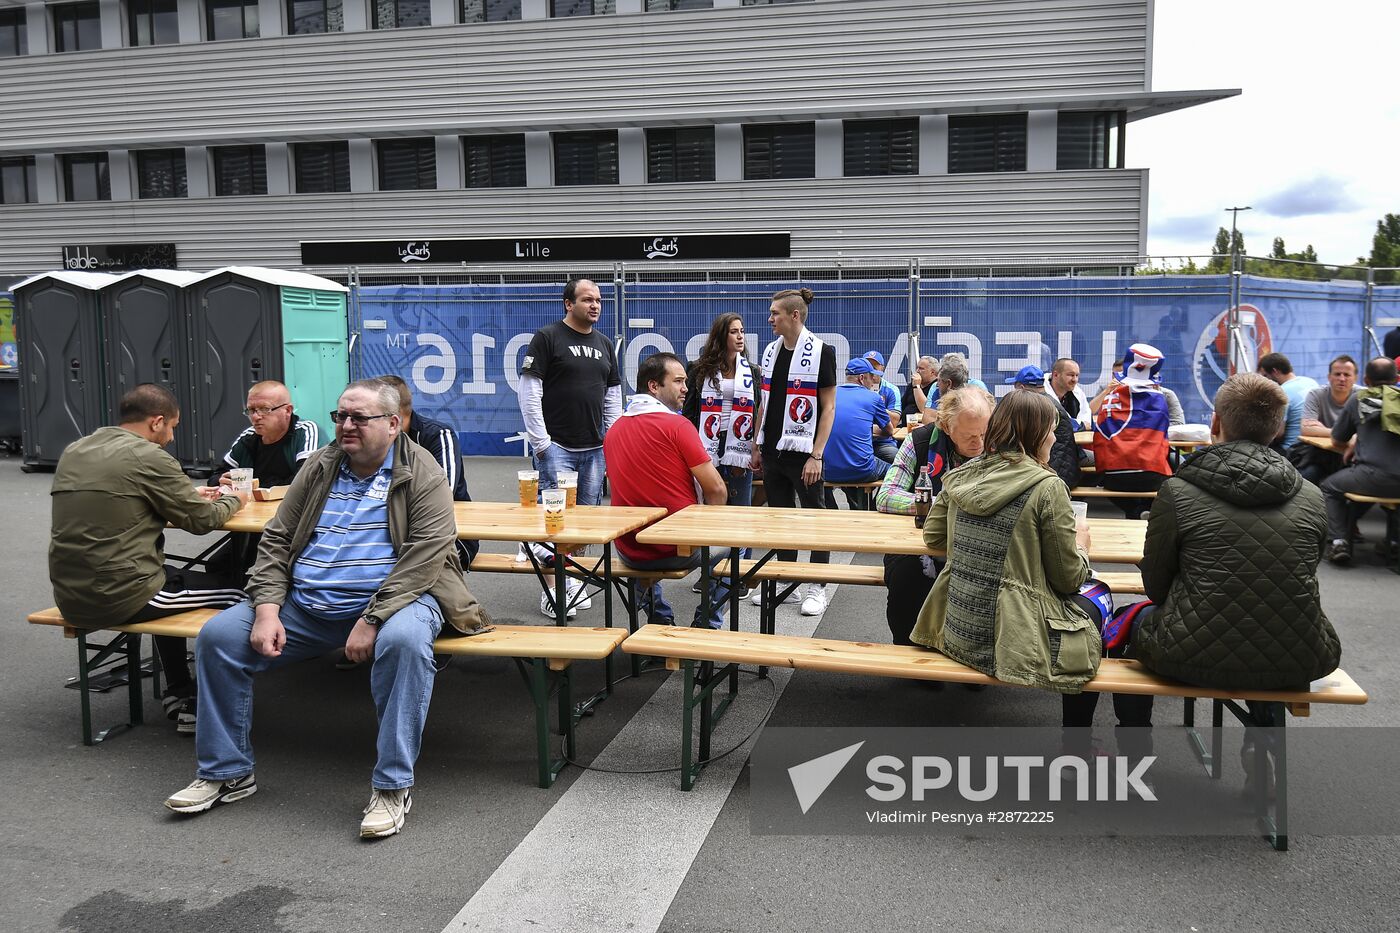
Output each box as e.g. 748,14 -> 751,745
1133,1 -> 1400,266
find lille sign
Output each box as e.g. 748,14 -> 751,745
61,243 -> 178,271
298,232 -> 791,266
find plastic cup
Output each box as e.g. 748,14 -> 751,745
906,413 -> 922,428
1070,501 -> 1089,524
228,468 -> 254,496
542,489 -> 566,534
559,471 -> 579,508
517,470 -> 539,508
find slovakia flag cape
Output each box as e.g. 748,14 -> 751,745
1092,383 -> 1170,474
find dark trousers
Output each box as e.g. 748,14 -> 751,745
761,449 -> 829,564
884,553 -> 939,646
1061,604 -> 1156,756
1320,463 -> 1400,540
1103,470 -> 1166,520
124,566 -> 247,696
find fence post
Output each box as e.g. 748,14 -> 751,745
613,262 -> 627,391
1226,253 -> 1243,376
1364,266 -> 1377,358
907,257 -> 920,370
347,265 -> 361,381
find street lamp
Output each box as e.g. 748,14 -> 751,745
1225,205 -> 1252,264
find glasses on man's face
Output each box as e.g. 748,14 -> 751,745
330,411 -> 393,427
243,404 -> 290,417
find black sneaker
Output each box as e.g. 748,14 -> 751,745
1326,540 -> 1352,565
691,581 -> 749,599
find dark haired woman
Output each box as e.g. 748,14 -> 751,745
683,313 -> 762,591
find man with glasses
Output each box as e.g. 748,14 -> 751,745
207,381 -> 321,585
166,380 -> 491,838
216,380 -> 320,489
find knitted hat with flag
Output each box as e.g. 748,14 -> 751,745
1121,342 -> 1164,386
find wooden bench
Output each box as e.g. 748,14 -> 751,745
1344,493 -> 1400,572
622,624 -> 1367,850
28,607 -> 626,788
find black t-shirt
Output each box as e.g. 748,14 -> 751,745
761,342 -> 837,454
219,414 -> 319,488
1059,389 -> 1081,423
521,320 -> 621,449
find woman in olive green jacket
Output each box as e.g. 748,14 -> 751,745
910,391 -> 1102,693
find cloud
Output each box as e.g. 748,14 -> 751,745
1151,214 -> 1219,241
1256,176 -> 1361,218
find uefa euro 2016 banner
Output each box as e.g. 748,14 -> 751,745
356,275 -> 1369,457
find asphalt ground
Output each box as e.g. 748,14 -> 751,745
3,451 -> 1397,933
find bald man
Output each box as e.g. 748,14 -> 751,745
216,380 -> 320,489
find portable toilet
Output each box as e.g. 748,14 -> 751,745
13,271 -> 121,470
187,267 -> 349,471
99,269 -> 203,469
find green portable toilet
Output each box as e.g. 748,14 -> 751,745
187,267 -> 349,470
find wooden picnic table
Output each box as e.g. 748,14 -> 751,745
1299,434 -> 1346,454
634,504 -> 1145,564
1075,430 -> 1207,451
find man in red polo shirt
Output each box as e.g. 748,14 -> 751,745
604,352 -> 733,628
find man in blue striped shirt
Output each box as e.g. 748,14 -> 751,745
167,380 -> 488,839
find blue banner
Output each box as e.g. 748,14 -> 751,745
356,275 -> 1365,456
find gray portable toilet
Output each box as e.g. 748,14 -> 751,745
187,267 -> 349,472
13,271 -> 121,471
100,269 -> 203,469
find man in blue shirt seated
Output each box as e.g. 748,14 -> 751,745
825,358 -> 895,509
163,380 -> 491,839
862,350 -> 903,464
1257,352 -> 1319,451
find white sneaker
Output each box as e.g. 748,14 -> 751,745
566,576 -> 592,611
750,585 -> 800,607
515,542 -> 530,563
800,584 -> 828,617
540,589 -> 578,620
360,787 -> 412,839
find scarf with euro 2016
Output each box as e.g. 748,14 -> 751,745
758,328 -> 825,454
697,357 -> 758,469
1092,342 -> 1171,475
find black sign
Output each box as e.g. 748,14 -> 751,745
299,232 -> 790,266
61,243 -> 178,272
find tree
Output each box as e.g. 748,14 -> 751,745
1271,237 -> 1287,260
1207,227 -> 1246,273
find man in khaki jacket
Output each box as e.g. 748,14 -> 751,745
49,384 -> 250,735
164,380 -> 490,839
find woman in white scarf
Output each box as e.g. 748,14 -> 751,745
683,312 -> 762,510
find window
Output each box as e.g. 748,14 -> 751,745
551,0 -> 614,16
553,132 -> 618,186
843,119 -> 917,177
947,113 -> 1027,174
211,145 -> 267,196
0,9 -> 27,57
463,134 -> 526,188
129,0 -> 180,46
62,153 -> 111,202
287,0 -> 343,34
206,0 -> 259,39
743,123 -> 815,180
376,138 -> 436,190
373,0 -> 430,28
461,0 -> 521,22
646,0 -> 712,10
136,149 -> 188,199
646,127 -> 715,183
53,2 -> 102,52
293,142 -> 351,193
1058,111 -> 1123,170
1,157 -> 37,204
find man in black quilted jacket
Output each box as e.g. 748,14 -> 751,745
1064,373 -> 1341,748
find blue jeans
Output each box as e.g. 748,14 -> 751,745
194,595 -> 444,790
623,547 -> 735,629
722,464 -> 753,559
534,444 -> 606,506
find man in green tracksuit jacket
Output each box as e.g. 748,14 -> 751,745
49,384 -> 251,734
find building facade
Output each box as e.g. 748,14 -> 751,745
0,0 -> 1235,276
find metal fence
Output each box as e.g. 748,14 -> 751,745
1,256 -> 1388,456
